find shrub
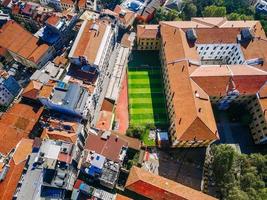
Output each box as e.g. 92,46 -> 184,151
126,125 -> 144,139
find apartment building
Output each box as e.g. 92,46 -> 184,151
0,73 -> 21,106
40,0 -> 62,10
37,13 -> 79,51
68,18 -> 116,125
40,0 -> 86,11
138,17 -> 267,146
15,139 -> 80,199
11,1 -> 53,32
136,24 -> 160,50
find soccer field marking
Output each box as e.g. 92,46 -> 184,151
127,68 -> 168,126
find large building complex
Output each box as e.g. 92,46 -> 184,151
68,17 -> 116,125
138,17 -> 267,147
0,21 -> 54,68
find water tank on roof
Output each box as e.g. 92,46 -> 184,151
186,28 -> 197,42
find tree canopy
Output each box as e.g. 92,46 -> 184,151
152,7 -> 180,24
203,5 -> 226,17
210,145 -> 267,199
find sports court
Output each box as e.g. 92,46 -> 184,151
128,65 -> 168,127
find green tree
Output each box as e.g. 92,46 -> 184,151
126,125 -> 144,139
182,1 -> 197,20
203,5 -> 226,17
228,13 -> 253,20
210,145 -> 267,199
152,7 -> 180,23
227,187 -> 249,200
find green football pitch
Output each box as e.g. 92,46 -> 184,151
128,67 -> 169,127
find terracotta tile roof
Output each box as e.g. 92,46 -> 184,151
85,133 -> 128,162
41,128 -> 77,143
69,19 -> 110,64
259,82 -> 267,98
46,15 -> 60,26
111,131 -> 141,150
137,24 -> 159,39
12,138 -> 33,165
61,0 -> 74,5
0,139 -> 33,200
194,28 -> 241,44
114,5 -> 136,28
22,80 -> 43,100
126,166 -> 217,200
28,44 -> 50,63
0,103 -> 43,154
57,152 -> 72,164
116,194 -> 132,200
101,98 -> 114,112
38,82 -> 55,98
0,160 -> 25,200
191,65 -> 267,96
158,18 -> 267,142
0,21 -> 49,64
121,33 -> 132,48
159,27 -> 217,141
41,119 -> 79,143
53,56 -> 68,67
241,38 -> 267,71
96,110 -> 113,131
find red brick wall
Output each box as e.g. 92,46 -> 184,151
127,180 -> 186,200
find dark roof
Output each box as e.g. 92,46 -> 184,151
3,76 -> 21,96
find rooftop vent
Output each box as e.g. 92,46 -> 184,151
186,28 -> 197,42
90,23 -> 99,31
101,131 -> 111,140
241,28 -> 254,42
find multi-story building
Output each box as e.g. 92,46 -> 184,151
40,0 -> 62,11
37,13 -> 79,51
68,18 -> 116,125
39,81 -> 89,119
11,1 -> 54,32
60,0 -> 86,11
78,131 -> 128,189
14,139 -> 80,199
41,118 -> 88,150
136,24 -> 160,50
40,0 -> 86,11
0,20 -> 55,68
0,73 -> 21,106
0,138 -> 34,200
137,17 -> 267,146
121,0 -> 161,23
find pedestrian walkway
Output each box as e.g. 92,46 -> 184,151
114,75 -> 129,134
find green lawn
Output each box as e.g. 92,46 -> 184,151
128,66 -> 168,127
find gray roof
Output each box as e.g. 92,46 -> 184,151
30,70 -> 51,84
